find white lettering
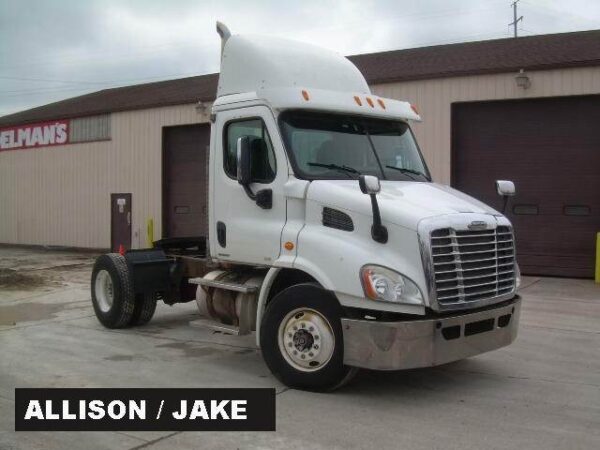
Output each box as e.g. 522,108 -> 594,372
0,131 -> 10,149
189,400 -> 209,420
55,123 -> 67,144
24,400 -> 44,420
173,400 -> 187,420
129,400 -> 145,419
107,400 -> 126,420
62,400 -> 76,419
30,127 -> 43,146
0,121 -> 69,150
172,399 -> 248,420
231,400 -> 247,419
210,400 -> 229,420
45,400 -> 59,419
42,125 -> 53,145
88,400 -> 105,419
18,128 -> 30,147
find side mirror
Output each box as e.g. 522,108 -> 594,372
496,180 -> 516,197
236,136 -> 272,209
358,175 -> 387,244
359,175 -> 381,195
495,180 -> 515,214
236,136 -> 252,185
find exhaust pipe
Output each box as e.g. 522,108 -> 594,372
216,21 -> 231,59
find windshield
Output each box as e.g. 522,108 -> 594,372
279,111 -> 431,181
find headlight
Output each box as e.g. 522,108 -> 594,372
360,265 -> 424,305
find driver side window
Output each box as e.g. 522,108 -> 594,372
224,119 -> 276,183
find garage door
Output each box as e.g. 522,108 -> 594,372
163,124 -> 210,238
452,95 -> 600,278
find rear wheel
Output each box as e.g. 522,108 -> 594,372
91,254 -> 135,328
129,293 -> 158,326
260,283 -> 357,391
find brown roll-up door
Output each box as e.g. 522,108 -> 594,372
452,95 -> 600,278
163,124 -> 210,238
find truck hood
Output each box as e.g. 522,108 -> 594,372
306,180 -> 501,230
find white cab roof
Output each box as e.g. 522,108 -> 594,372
217,34 -> 370,97
214,26 -> 420,122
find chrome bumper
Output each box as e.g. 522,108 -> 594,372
342,296 -> 521,370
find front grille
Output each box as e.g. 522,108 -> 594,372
430,226 -> 516,309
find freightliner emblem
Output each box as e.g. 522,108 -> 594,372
468,221 -> 487,230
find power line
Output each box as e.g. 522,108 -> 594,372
393,30 -> 512,50
509,0 -> 524,37
0,76 -> 111,86
293,1 -> 508,36
0,28 -> 513,99
0,1 -> 516,103
0,71 -> 209,93
0,86 -> 100,99
1,1 -> 509,70
520,0 -> 600,26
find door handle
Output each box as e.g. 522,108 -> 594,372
127,212 -> 131,225
217,221 -> 226,247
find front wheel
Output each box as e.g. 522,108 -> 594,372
260,283 -> 357,391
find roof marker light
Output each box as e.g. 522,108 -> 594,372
410,104 -> 419,115
353,96 -> 362,106
366,97 -> 375,108
377,99 -> 386,109
302,90 -> 310,101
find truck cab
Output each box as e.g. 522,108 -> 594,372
90,23 -> 521,391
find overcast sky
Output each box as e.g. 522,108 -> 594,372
1,0 -> 599,116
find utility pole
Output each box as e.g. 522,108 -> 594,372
509,0 -> 523,37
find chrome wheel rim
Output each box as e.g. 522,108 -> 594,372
95,270 -> 114,313
278,308 -> 335,372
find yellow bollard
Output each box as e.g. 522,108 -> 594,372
146,218 -> 154,248
596,232 -> 600,284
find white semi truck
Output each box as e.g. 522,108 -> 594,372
91,23 -> 521,391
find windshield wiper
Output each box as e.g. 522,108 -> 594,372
307,162 -> 361,178
385,165 -> 430,181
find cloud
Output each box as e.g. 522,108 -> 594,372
1,0 -> 598,116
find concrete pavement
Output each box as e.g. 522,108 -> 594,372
1,247 -> 599,449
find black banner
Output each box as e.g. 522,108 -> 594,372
15,388 -> 276,431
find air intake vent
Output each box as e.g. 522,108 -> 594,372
322,207 -> 354,232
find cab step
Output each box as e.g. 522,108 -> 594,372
189,318 -> 241,335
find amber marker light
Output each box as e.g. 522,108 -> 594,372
353,95 -> 362,106
284,241 -> 295,251
301,90 -> 310,101
361,268 -> 378,300
366,97 -> 375,108
377,99 -> 386,109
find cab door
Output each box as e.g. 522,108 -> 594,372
210,106 -> 288,264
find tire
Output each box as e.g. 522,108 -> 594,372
90,253 -> 135,329
260,283 -> 358,391
129,293 -> 158,326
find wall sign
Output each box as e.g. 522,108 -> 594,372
0,120 -> 69,151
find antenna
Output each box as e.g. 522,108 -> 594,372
509,0 -> 523,38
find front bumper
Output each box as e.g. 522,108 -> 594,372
342,296 -> 521,370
